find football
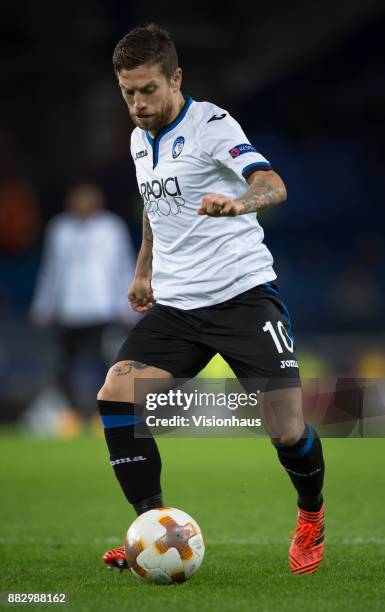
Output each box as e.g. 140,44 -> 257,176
124,507 -> 205,584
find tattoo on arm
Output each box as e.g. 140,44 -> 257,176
241,173 -> 286,213
143,209 -> 153,243
112,361 -> 150,376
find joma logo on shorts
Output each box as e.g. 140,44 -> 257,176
280,360 -> 299,369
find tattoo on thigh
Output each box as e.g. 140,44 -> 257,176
112,361 -> 149,376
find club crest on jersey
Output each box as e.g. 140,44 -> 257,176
229,143 -> 257,158
172,136 -> 185,159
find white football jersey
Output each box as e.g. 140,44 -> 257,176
31,211 -> 137,325
130,97 -> 277,309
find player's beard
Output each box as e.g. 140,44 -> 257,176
133,98 -> 175,135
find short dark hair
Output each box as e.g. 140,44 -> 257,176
112,24 -> 178,79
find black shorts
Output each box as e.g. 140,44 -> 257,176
114,281 -> 301,391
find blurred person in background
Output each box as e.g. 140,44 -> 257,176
30,182 -> 138,434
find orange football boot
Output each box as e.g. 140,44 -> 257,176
289,504 -> 325,575
102,545 -> 128,570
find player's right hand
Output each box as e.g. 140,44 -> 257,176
127,278 -> 154,313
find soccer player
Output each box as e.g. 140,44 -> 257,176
98,24 -> 325,575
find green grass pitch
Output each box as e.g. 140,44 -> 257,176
1,431 -> 385,611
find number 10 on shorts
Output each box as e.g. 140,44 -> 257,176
263,320 -> 294,354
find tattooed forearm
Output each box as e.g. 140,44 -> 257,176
135,212 -> 153,279
240,171 -> 287,213
112,361 -> 150,376
143,209 -> 153,242
242,182 -> 281,212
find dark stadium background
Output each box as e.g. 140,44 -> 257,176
1,0 -> 385,422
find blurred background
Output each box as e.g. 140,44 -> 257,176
1,0 -> 385,433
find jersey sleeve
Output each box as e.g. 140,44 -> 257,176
129,130 -> 136,162
30,219 -> 60,321
201,111 -> 271,180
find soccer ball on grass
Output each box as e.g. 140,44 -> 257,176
125,507 -> 205,584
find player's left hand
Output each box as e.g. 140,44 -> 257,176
198,194 -> 245,217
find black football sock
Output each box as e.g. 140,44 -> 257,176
97,400 -> 163,514
273,423 -> 325,512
